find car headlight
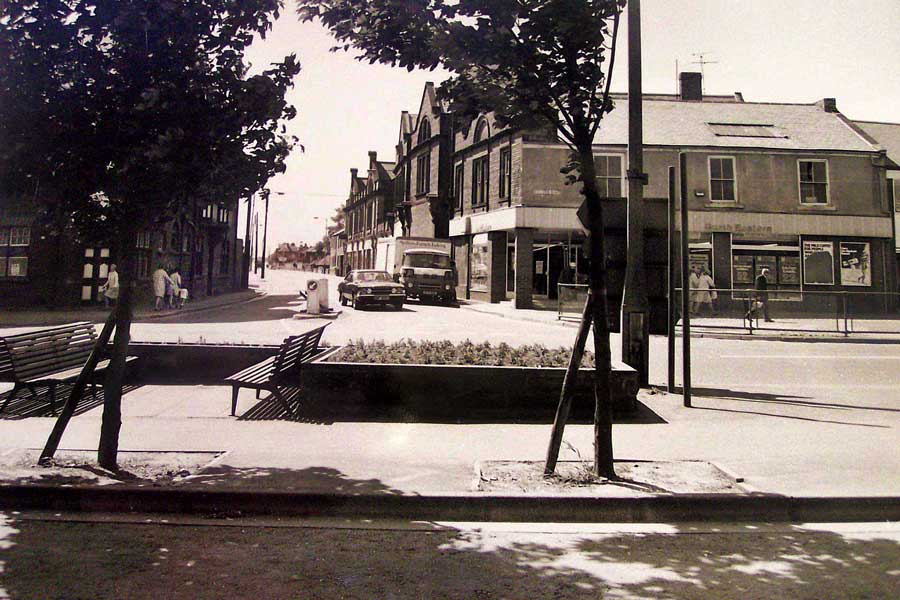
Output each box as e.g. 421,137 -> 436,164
444,284 -> 451,290
393,286 -> 404,293
364,287 -> 372,294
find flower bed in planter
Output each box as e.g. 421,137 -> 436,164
302,340 -> 637,423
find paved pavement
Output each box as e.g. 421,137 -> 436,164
1,269 -> 898,500
1,515 -> 897,599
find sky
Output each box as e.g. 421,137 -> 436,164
242,0 -> 900,249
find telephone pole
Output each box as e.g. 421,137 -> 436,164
621,0 -> 650,386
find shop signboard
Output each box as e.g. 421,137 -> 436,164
470,243 -> 490,292
840,242 -> 871,286
802,240 -> 834,285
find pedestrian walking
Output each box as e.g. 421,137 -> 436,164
170,268 -> 183,308
99,264 -> 119,307
152,264 -> 173,311
698,268 -> 716,316
689,265 -> 703,315
752,267 -> 774,322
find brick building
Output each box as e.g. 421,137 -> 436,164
0,195 -> 244,308
449,73 -> 898,312
344,151 -> 396,270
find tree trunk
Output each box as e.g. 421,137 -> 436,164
544,290 -> 593,475
39,311 -> 117,464
97,250 -> 134,470
578,143 -> 616,479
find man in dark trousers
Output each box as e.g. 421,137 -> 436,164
755,267 -> 774,322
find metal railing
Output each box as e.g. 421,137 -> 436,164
673,287 -> 900,337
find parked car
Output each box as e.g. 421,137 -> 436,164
338,270 -> 406,310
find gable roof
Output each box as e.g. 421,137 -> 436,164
594,95 -> 880,153
852,120 -> 900,166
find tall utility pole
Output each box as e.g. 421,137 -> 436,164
253,211 -> 259,275
621,0 -> 650,386
243,194 -> 254,288
261,189 -> 270,279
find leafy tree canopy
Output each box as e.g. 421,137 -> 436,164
0,0 -> 300,245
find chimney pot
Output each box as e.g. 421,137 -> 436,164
368,151 -> 377,161
679,72 -> 703,101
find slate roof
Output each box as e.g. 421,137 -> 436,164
594,94 -> 880,153
852,120 -> 900,165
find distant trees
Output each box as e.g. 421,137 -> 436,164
1,0 -> 300,468
298,0 -> 625,477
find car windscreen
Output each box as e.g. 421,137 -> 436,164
403,254 -> 452,269
358,271 -> 392,282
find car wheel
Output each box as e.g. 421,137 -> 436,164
340,292 -> 347,306
393,301 -> 404,311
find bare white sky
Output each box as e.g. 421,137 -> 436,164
243,0 -> 900,249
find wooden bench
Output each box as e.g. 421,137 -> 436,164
224,323 -> 330,417
0,322 -> 137,415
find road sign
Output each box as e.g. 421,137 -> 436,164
576,199 -> 590,232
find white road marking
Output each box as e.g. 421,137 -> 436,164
717,355 -> 900,360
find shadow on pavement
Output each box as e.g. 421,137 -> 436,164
0,384 -> 141,420
1,468 -> 897,599
149,293 -> 300,324
236,388 -> 665,425
688,386 -> 900,414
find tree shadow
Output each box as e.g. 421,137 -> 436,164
1,468 -> 898,599
0,384 -> 141,420
688,386 -> 900,414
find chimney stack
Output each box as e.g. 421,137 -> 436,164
818,98 -> 838,113
679,71 -> 703,101
350,168 -> 358,178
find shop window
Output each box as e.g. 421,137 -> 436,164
733,239 -> 802,301
499,148 -> 512,199
594,155 -> 623,198
0,226 -> 31,278
709,156 -> 736,201
472,155 -> 489,207
454,163 -> 465,211
416,153 -> 431,195
798,160 -> 829,204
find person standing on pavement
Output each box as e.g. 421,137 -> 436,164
688,265 -> 703,315
100,264 -> 119,307
170,268 -> 183,308
754,267 -> 773,322
699,268 -> 717,316
152,264 -> 173,311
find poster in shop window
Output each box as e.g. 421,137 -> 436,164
840,242 -> 871,286
802,240 -> 834,285
778,256 -> 801,285
470,243 -> 490,292
732,255 -> 754,285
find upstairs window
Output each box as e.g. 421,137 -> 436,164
416,153 -> 431,195
417,119 -> 431,144
454,163 -> 465,211
0,226 -> 30,278
709,156 -> 737,202
798,160 -> 829,204
594,154 -> 623,198
499,148 -> 512,199
472,156 -> 489,207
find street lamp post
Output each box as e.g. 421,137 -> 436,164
261,189 -> 270,279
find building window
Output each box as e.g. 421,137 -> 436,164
709,156 -> 736,202
474,119 -> 490,143
454,163 -> 465,211
499,148 -> 512,199
798,160 -> 829,204
221,241 -> 230,275
0,226 -> 30,278
472,155 -> 489,207
416,153 -> 431,195
136,230 -> 152,249
594,154 -> 623,198
417,119 -> 431,144
135,252 -> 150,278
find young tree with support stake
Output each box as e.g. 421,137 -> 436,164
1,0 -> 300,469
298,0 -> 626,477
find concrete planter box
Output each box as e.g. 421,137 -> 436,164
303,346 -> 638,423
122,342 -> 279,385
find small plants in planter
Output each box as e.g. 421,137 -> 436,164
325,339 -> 596,368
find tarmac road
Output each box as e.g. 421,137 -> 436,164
1,513 -> 898,599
